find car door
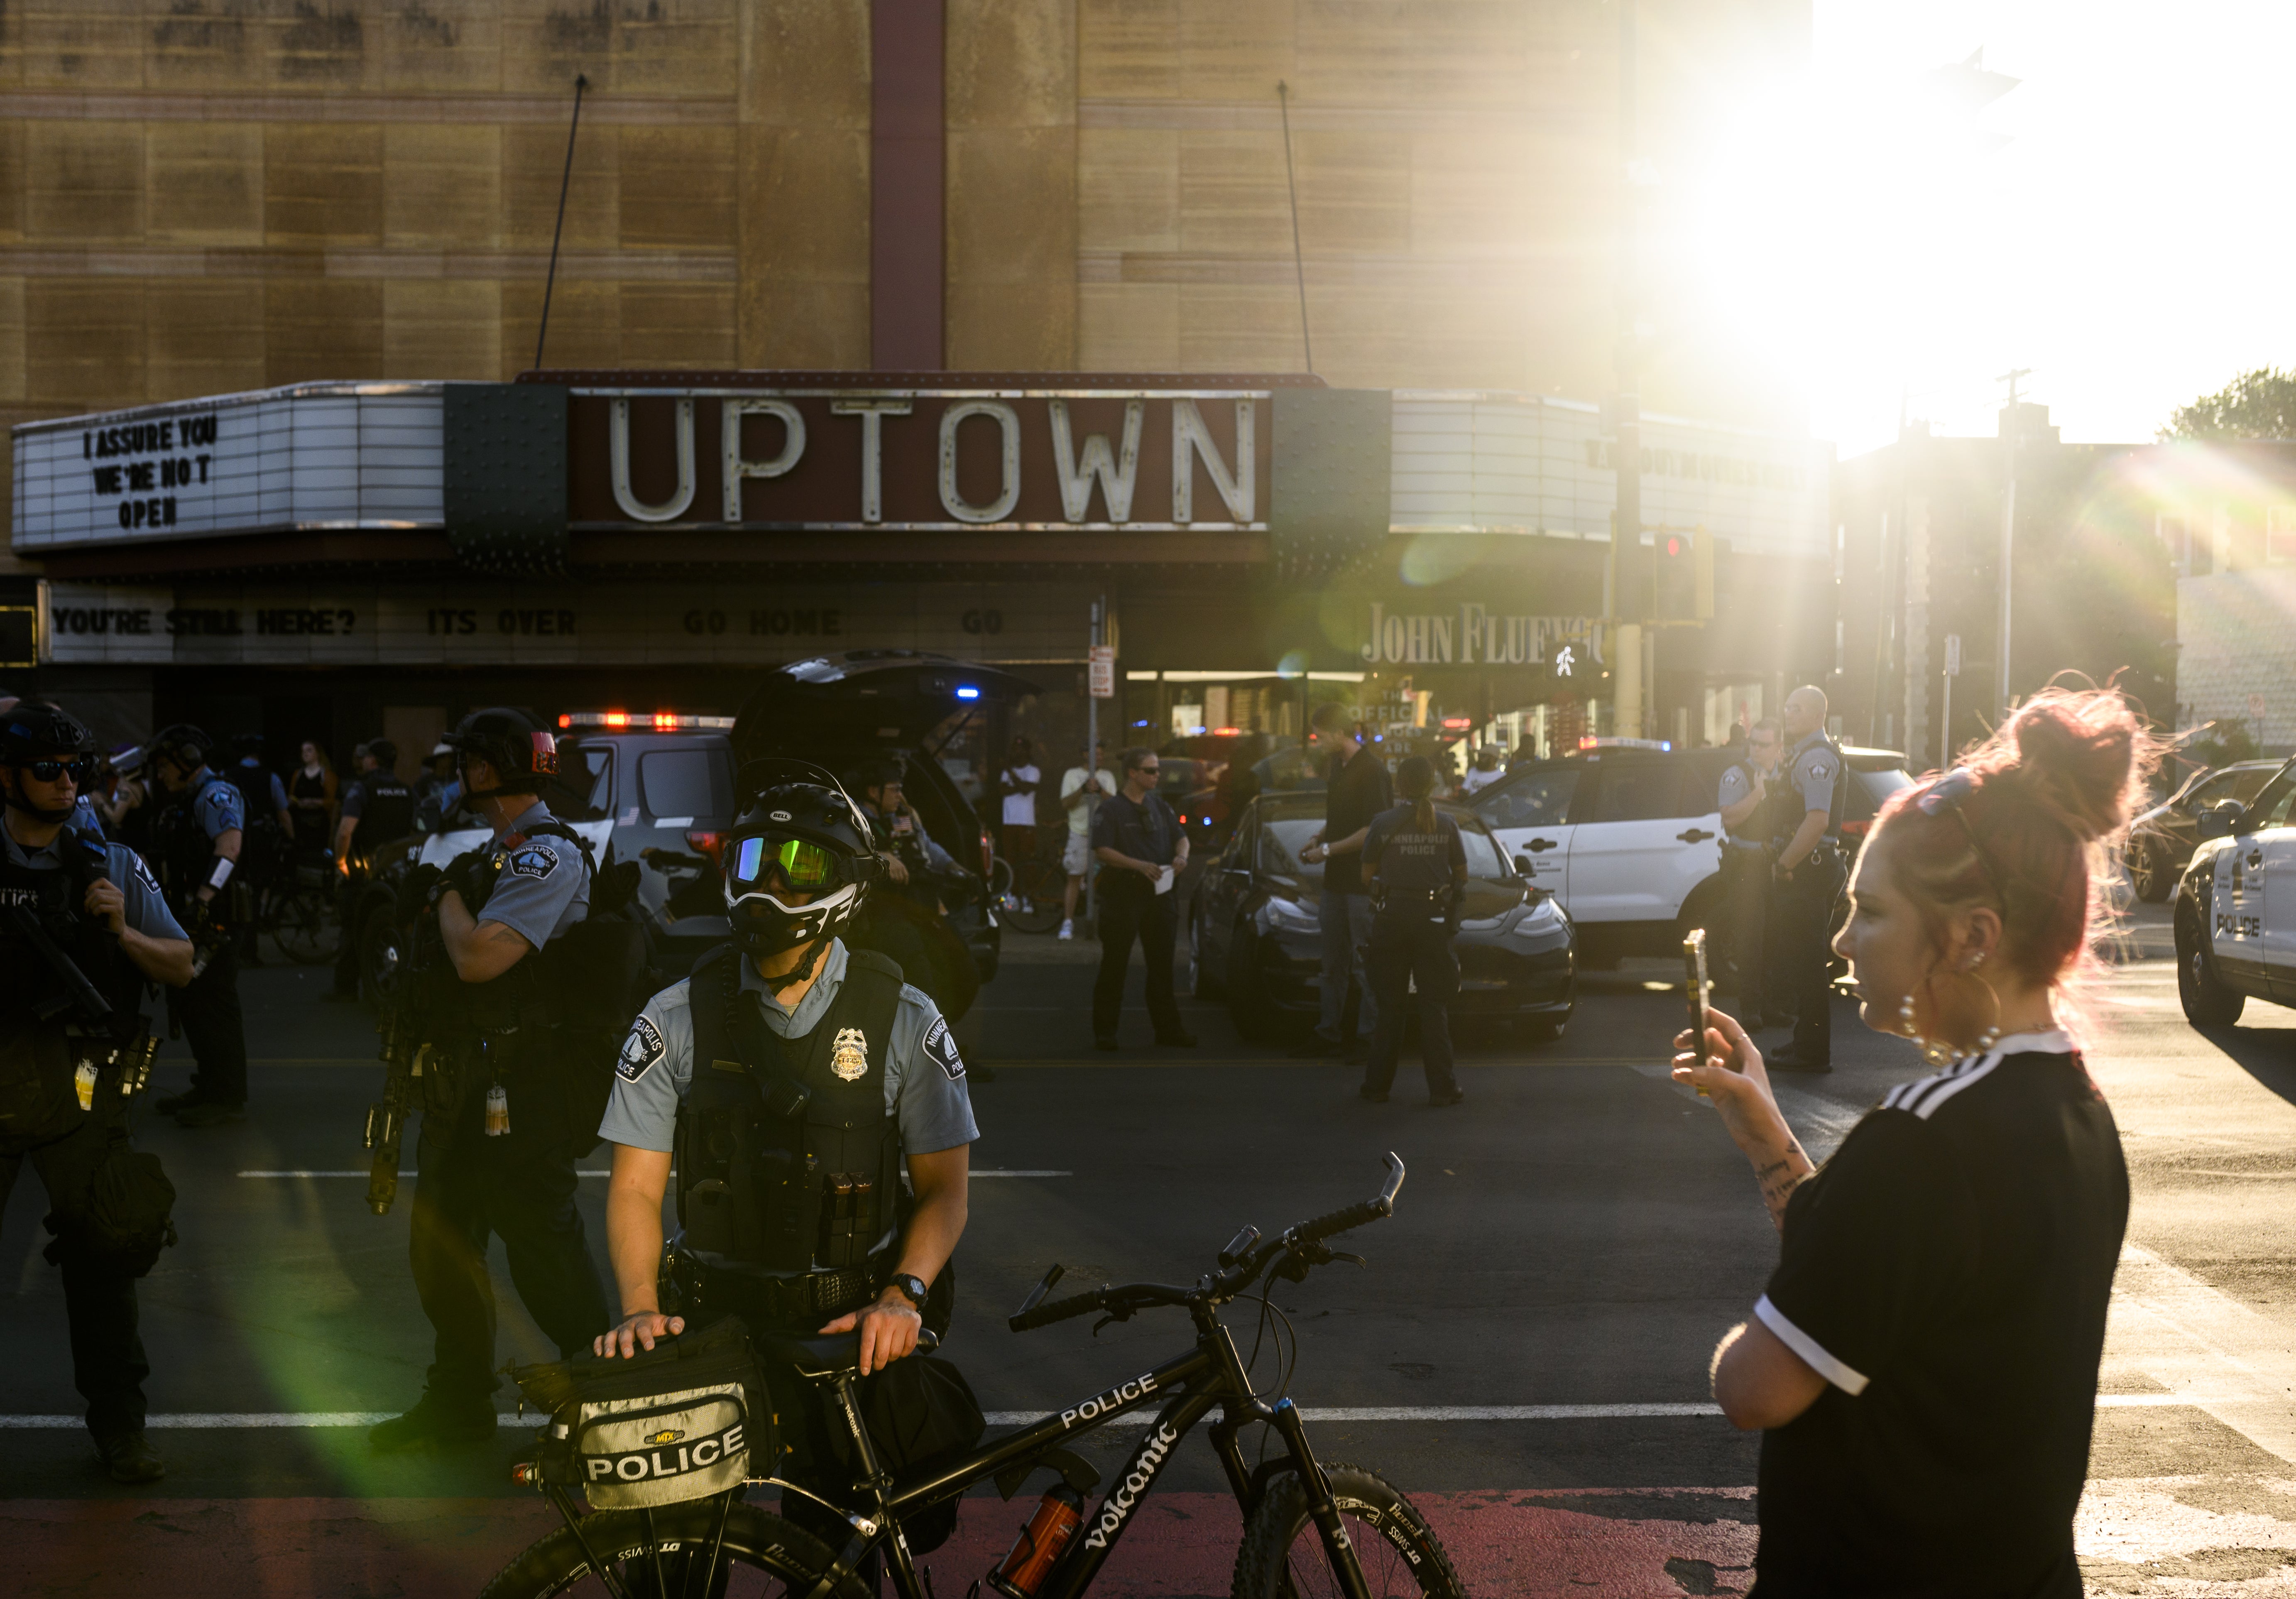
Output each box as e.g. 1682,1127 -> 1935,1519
1472,764 -> 1580,899
2246,776 -> 2296,997
2208,793 -> 2272,991
1562,755 -> 1721,925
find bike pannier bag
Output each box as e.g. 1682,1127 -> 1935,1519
512,1315 -> 775,1510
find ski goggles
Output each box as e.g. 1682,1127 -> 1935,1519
729,834 -> 842,891
12,756 -> 91,785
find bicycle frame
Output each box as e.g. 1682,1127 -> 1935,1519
794,1305 -> 1374,1599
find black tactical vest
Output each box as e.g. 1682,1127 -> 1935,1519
224,761 -> 278,824
431,818 -> 596,1037
676,943 -> 907,1276
1765,735 -> 1851,851
351,774 -> 416,855
0,828 -> 151,1146
153,771 -> 228,908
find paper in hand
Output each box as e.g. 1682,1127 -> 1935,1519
1154,865 -> 1175,896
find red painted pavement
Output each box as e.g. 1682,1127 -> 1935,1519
7,1490 -> 1760,1597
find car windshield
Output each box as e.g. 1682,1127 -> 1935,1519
638,747 -> 733,822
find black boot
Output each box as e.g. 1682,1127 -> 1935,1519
369,1392 -> 497,1452
94,1431 -> 166,1484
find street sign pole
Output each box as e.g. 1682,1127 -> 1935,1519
1942,632 -> 1962,770
1086,597 -> 1111,925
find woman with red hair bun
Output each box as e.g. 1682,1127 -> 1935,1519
1674,686 -> 2152,1597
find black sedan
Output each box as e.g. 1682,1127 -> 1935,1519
1188,794 -> 1575,1044
2127,759 -> 2281,902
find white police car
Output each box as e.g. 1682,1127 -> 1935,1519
1470,737 -> 1911,967
2173,756 -> 2296,1025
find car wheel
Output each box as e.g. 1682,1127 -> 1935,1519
2175,908 -> 2244,1027
1191,908 -> 1227,1001
2132,842 -> 2176,904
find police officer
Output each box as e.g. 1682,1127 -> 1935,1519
1765,686 -> 1848,1074
224,733 -> 291,962
1715,717 -> 1786,1026
1357,755 -> 1469,1107
852,757 -> 958,900
1,704 -> 193,1483
328,739 -> 415,1002
146,725 -> 251,1127
592,760 -> 977,1549
370,707 -> 612,1451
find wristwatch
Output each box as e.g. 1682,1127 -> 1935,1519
886,1272 -> 930,1311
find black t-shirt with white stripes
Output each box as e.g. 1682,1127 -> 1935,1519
1751,1033 -> 2129,1599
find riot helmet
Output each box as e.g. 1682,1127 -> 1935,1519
148,723 -> 214,787
0,703 -> 97,823
440,707 -> 556,797
367,738 -> 399,771
722,759 -> 881,967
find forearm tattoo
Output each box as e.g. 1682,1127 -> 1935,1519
1755,1146 -> 1814,1228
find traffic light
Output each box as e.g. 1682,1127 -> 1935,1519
1653,528 -> 1715,622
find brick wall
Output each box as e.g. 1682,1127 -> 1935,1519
2178,568 -> 2296,754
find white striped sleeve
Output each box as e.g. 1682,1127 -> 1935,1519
1754,1293 -> 1872,1396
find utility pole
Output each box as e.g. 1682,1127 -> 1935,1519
1609,0 -> 1644,739
1995,366 -> 2029,715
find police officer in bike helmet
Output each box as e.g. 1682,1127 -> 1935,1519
593,759 -> 978,1551
146,724 -> 252,1127
1,703 -> 193,1483
368,706 -> 615,1452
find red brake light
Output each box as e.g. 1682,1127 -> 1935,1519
685,830 -> 723,863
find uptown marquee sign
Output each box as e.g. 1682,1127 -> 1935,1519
572,380 -> 1292,531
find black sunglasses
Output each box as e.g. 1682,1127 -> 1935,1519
20,757 -> 91,785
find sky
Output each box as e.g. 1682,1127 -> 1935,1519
1686,2 -> 2296,455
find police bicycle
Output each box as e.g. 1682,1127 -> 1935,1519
480,1154 -> 1461,1599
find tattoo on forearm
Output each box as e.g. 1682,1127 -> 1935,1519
1753,1143 -> 1814,1227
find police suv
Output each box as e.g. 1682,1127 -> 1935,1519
1470,737 -> 1912,967
2173,756 -> 2296,1026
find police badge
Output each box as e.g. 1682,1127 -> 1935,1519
831,1027 -> 869,1081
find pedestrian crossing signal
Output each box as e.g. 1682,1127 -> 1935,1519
1653,529 -> 1714,622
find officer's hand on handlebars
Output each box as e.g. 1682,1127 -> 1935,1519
83,877 -> 127,934
595,1310 -> 685,1359
820,1290 -> 923,1377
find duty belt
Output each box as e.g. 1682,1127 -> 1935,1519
736,1264 -> 879,1330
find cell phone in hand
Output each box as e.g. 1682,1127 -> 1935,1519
1682,928 -> 1718,1095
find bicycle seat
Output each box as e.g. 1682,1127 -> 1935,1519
753,1327 -> 942,1379
756,1332 -> 862,1378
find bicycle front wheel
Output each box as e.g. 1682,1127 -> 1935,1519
480,1498 -> 869,1599
1231,1464 -> 1465,1599
268,886 -> 338,964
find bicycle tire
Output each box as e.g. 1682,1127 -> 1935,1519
1231,1464 -> 1465,1599
479,1497 -> 869,1599
1000,857 -> 1069,935
268,886 -> 338,965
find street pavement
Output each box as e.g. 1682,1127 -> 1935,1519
6,902 -> 2296,1595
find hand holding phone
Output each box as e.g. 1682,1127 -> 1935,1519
1683,929 -> 1714,1092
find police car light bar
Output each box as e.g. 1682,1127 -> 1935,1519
1577,736 -> 1672,752
558,711 -> 737,731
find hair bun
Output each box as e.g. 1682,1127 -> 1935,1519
1999,690 -> 2146,845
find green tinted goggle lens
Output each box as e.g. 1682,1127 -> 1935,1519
731,835 -> 837,889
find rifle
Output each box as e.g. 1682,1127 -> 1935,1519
4,901 -> 115,1028
364,1004 -> 419,1216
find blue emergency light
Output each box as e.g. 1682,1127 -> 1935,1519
955,685 -> 981,700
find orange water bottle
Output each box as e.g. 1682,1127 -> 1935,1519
986,1484 -> 1086,1598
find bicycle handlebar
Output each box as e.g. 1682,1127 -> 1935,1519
1007,1154 -> 1407,1334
